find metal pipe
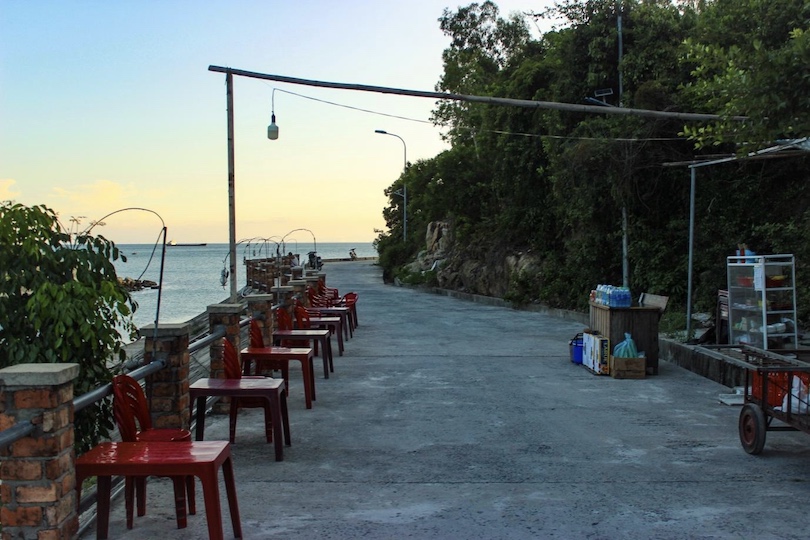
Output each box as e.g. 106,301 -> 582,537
209,65 -> 746,123
686,166 -> 696,339
0,422 -> 36,449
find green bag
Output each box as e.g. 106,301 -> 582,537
613,333 -> 638,358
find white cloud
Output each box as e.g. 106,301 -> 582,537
0,179 -> 20,201
51,179 -> 138,208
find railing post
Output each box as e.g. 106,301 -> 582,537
0,363 -> 80,539
207,304 -> 243,413
246,294 -> 275,347
141,323 -> 191,430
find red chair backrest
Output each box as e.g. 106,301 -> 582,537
223,339 -> 242,380
276,307 -> 293,331
318,281 -> 339,299
112,374 -> 152,442
249,319 -> 265,348
307,287 -> 331,307
294,305 -> 311,329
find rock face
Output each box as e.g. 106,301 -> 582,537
406,221 -> 541,299
119,277 -> 159,292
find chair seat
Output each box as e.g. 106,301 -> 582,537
112,374 -> 196,530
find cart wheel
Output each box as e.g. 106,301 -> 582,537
739,403 -> 767,455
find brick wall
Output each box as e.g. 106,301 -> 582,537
0,364 -> 80,539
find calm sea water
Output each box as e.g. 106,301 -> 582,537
113,242 -> 377,329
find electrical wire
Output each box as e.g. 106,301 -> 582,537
267,85 -> 687,143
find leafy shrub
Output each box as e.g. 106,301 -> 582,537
0,202 -> 137,452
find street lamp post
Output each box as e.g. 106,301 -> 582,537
375,129 -> 407,242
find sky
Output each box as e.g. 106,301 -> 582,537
1,0 -> 556,244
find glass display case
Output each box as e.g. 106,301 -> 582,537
727,254 -> 798,350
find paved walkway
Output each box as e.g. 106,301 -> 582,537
81,261 -> 810,539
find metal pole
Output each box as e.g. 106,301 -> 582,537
375,130 -> 407,242
618,4 -> 628,287
226,72 -> 238,302
401,139 -> 407,242
622,207 -> 629,287
686,166 -> 696,340
617,7 -> 623,108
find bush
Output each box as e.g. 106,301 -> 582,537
0,202 -> 137,452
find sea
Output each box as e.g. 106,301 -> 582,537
112,242 -> 377,330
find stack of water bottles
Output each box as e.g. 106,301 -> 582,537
593,284 -> 632,308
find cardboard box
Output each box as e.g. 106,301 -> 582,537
583,333 -> 610,375
609,355 -> 646,379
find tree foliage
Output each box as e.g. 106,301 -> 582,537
681,0 -> 810,147
0,202 -> 137,451
375,0 -> 810,328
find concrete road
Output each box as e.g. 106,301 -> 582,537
81,261 -> 810,539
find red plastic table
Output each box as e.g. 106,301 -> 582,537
309,307 -> 353,339
241,346 -> 316,409
273,328 -> 335,375
307,316 -> 344,355
189,378 -> 290,460
75,441 -> 240,540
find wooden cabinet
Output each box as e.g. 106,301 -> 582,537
589,303 -> 660,375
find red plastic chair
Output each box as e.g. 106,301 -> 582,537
223,338 -> 286,444
275,307 -> 294,331
111,374 -> 195,530
294,304 -> 312,329
250,316 -> 295,384
307,286 -> 334,308
317,280 -> 341,301
339,291 -> 359,328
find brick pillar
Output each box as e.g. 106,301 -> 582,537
246,294 -> 275,346
0,363 -> 80,539
305,276 -> 321,300
279,265 -> 291,286
141,323 -> 191,431
288,279 -> 307,308
244,260 -> 255,290
207,304 -> 243,414
270,286 -> 294,307
317,271 -> 328,287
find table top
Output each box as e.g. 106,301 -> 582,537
308,316 -> 340,323
241,346 -> 313,357
309,307 -> 349,313
76,441 -> 229,468
273,329 -> 330,337
190,377 -> 285,392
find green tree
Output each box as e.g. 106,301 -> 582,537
681,0 -> 810,148
0,202 -> 137,451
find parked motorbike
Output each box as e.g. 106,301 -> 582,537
307,251 -> 323,270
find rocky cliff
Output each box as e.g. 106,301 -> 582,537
404,221 -> 542,299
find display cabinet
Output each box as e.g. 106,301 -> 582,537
727,254 -> 798,350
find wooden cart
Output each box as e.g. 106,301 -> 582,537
699,345 -> 810,454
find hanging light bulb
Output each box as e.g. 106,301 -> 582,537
267,88 -> 279,140
267,113 -> 279,140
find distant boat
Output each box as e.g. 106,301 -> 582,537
168,240 -> 207,247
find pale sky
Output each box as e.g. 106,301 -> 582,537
1,1 -> 555,243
